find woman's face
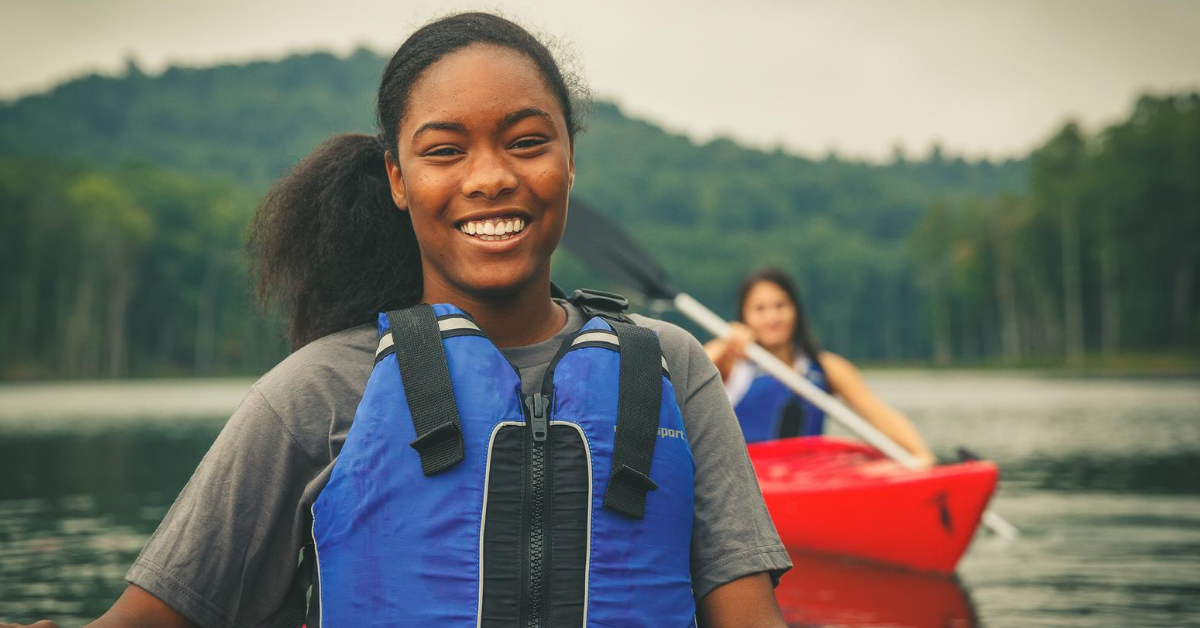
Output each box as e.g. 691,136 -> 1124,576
386,44 -> 574,302
742,281 -> 797,352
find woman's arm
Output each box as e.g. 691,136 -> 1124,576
820,352 -> 936,468
696,572 -> 786,628
702,322 -> 754,382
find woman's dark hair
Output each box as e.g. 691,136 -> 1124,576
248,12 -> 586,349
735,268 -> 823,361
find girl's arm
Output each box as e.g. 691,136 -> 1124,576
820,352 -> 937,468
84,586 -> 198,628
696,572 -> 786,628
702,322 -> 755,382
0,586 -> 195,628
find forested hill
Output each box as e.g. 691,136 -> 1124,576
3,50 -> 1192,379
0,49 -> 1026,227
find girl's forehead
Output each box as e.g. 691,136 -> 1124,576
402,44 -> 564,129
749,282 -> 790,301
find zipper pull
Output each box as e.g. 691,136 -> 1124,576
526,392 -> 550,442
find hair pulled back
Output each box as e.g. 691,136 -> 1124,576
735,268 -> 823,361
249,12 -> 586,350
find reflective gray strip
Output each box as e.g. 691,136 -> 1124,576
376,317 -> 482,358
571,330 -> 618,347
376,333 -> 394,359
439,316 -> 481,333
570,330 -> 670,376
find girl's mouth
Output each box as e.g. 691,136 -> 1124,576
457,216 -> 527,241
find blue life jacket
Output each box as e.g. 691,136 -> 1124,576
730,357 -> 830,444
311,301 -> 696,627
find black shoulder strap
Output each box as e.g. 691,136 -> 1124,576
570,288 -> 634,324
603,320 -> 663,519
386,304 -> 466,476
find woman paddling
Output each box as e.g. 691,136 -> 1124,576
705,268 -> 936,467
3,13 -> 790,628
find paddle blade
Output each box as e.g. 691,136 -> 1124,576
563,197 -> 679,301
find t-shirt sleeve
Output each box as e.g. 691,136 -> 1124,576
648,321 -> 792,600
125,385 -> 326,628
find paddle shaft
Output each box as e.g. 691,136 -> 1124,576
673,292 -> 1021,541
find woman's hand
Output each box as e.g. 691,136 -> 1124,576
724,322 -> 755,362
704,322 -> 756,382
914,450 -> 938,469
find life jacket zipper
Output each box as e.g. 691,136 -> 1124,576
523,391 -> 551,628
520,325 -> 594,628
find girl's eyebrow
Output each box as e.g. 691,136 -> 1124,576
413,120 -> 466,140
499,107 -> 552,130
411,108 -> 552,141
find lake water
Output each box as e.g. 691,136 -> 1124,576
2,373 -> 1198,627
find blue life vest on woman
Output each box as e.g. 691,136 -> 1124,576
726,356 -> 830,444
311,301 -> 696,627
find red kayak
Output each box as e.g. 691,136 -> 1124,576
748,436 -> 998,573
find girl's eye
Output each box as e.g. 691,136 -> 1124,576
510,137 -> 548,150
424,146 -> 463,158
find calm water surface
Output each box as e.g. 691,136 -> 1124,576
2,373 -> 1198,627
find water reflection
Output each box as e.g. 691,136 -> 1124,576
1006,451 -> 1200,495
778,551 -> 977,628
0,420 -> 220,502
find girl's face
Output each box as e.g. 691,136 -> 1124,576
742,281 -> 797,353
386,44 -> 574,302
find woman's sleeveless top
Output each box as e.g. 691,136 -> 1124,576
725,355 -> 830,444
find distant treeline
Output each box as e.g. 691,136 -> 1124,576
0,51 -> 1195,378
0,160 -> 283,378
908,94 -> 1199,365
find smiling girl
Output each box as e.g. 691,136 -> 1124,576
705,268 -> 935,466
2,12 -> 790,628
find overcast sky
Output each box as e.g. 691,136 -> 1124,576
3,0 -> 1199,160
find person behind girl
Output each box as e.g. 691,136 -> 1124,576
704,268 -> 936,467
2,12 -> 791,628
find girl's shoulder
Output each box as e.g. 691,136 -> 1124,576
250,323 -> 379,461
258,323 -> 379,391
626,313 -> 713,399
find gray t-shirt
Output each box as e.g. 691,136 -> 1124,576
126,301 -> 791,627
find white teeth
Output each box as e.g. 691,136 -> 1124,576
459,217 -> 527,239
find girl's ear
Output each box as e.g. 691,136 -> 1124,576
384,150 -> 409,211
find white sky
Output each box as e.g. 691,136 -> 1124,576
2,0 -> 1199,161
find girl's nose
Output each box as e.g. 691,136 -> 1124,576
462,149 -> 519,200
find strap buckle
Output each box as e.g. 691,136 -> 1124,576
603,464 -> 660,519
408,420 -> 466,476
571,288 -> 633,323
